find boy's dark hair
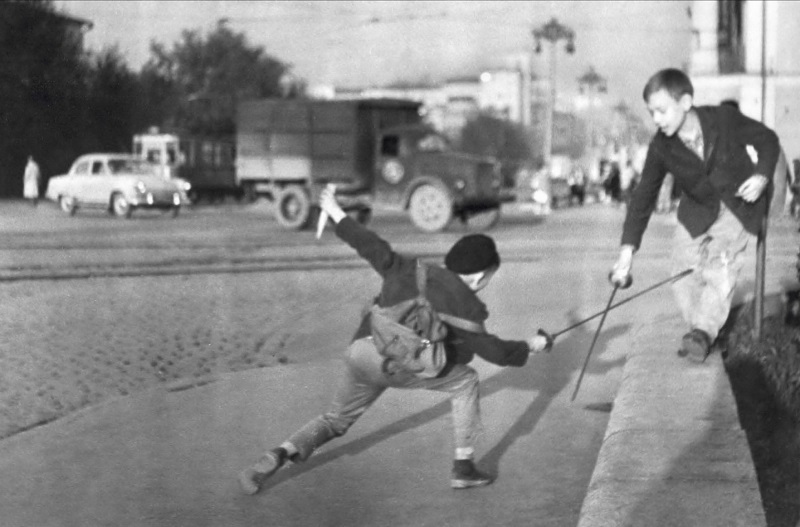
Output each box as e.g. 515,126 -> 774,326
642,68 -> 694,102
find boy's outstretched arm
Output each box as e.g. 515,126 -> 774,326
319,186 -> 409,278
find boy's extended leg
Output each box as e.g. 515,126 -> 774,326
239,338 -> 386,495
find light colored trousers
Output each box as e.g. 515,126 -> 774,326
670,204 -> 752,341
287,337 -> 482,461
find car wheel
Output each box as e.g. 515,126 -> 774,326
59,196 -> 77,216
408,183 -> 453,232
274,185 -> 312,230
111,193 -> 133,218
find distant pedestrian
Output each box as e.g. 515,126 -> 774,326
568,166 -> 586,206
23,156 -> 41,207
238,185 -> 553,495
600,160 -> 622,205
621,160 -> 639,204
609,68 -> 780,362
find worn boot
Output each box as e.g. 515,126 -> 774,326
238,447 -> 288,495
678,329 -> 712,363
450,459 -> 494,489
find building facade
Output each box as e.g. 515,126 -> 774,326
690,0 -> 800,170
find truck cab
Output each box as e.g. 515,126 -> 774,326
374,125 -> 503,231
236,98 -> 504,232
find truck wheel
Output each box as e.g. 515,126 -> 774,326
408,183 -> 453,232
353,207 -> 372,225
463,206 -> 501,231
242,183 -> 258,203
275,185 -> 312,229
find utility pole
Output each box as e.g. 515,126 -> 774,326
576,65 -> 607,163
755,0 -> 768,340
532,18 -> 575,167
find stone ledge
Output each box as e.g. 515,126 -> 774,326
577,317 -> 766,527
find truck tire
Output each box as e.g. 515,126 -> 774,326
242,182 -> 258,203
275,185 -> 312,230
408,183 -> 453,232
463,206 -> 501,231
353,207 -> 372,226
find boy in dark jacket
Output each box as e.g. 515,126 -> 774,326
239,186 -> 552,494
610,68 -> 780,361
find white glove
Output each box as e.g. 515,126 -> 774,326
609,245 -> 634,289
528,330 -> 554,354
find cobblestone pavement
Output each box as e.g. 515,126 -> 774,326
0,269 -> 376,439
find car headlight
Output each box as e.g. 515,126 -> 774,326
135,181 -> 147,194
532,189 -> 549,204
181,181 -> 191,192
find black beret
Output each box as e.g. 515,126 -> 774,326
444,234 -> 500,274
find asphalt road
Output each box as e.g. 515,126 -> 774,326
0,198 -> 794,526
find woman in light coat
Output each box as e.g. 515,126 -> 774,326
23,156 -> 41,206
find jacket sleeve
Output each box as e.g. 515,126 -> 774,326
447,326 -> 531,367
621,141 -> 667,250
334,216 -> 409,278
729,108 -> 780,180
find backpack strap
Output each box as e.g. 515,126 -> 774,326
415,260 -> 427,298
416,260 -> 486,334
438,313 -> 486,334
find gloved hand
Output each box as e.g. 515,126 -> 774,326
609,245 -> 634,289
528,329 -> 554,354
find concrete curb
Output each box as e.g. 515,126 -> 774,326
577,318 -> 766,527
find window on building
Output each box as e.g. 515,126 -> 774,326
718,0 -> 744,73
202,142 -> 214,165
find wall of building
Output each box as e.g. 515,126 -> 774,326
692,0 -> 800,171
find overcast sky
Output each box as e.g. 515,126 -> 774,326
56,1 -> 694,119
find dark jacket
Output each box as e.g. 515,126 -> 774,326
335,217 -> 530,373
622,104 -> 780,250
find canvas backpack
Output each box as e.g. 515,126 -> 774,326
369,260 -> 484,378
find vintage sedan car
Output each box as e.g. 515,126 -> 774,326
45,153 -> 185,218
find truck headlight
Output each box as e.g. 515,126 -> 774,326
135,181 -> 147,194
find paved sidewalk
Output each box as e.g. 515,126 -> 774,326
0,355 -> 613,527
0,205 -> 793,526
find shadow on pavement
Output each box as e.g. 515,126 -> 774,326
260,314 -> 629,492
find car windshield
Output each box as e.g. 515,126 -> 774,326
107,159 -> 156,175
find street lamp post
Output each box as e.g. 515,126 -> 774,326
533,17 -> 575,166
577,65 -> 607,161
